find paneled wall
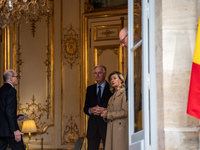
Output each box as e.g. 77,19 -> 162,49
0,0 -> 81,149
60,0 -> 81,147
0,0 -> 129,149
159,0 -> 200,149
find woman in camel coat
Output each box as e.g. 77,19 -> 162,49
101,71 -> 128,150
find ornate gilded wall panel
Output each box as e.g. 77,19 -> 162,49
62,114 -> 79,144
61,0 -> 81,147
11,1 -> 55,148
63,24 -> 79,68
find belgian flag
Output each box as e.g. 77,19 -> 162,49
187,17 -> 200,119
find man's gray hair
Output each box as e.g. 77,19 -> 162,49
3,71 -> 15,82
94,65 -> 107,73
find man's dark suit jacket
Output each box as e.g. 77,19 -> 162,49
125,74 -> 128,100
84,81 -> 112,139
0,83 -> 19,137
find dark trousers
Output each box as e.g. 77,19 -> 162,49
87,131 -> 106,150
0,137 -> 25,150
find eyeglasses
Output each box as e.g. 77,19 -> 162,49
13,76 -> 19,79
121,34 -> 128,44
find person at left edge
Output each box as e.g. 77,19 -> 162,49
84,65 -> 113,150
0,69 -> 25,150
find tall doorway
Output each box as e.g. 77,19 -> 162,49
128,0 -> 157,149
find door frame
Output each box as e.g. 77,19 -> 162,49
81,9 -> 128,150
128,0 -> 157,149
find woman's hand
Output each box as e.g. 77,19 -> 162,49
101,110 -> 108,118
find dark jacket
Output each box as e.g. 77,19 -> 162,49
0,83 -> 19,137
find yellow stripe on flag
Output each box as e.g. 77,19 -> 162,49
193,18 -> 200,65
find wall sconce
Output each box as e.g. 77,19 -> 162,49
22,120 -> 37,139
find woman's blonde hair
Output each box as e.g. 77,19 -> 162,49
108,71 -> 125,93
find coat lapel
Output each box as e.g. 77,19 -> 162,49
93,84 -> 98,104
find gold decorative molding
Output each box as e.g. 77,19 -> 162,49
13,23 -> 17,71
30,11 -> 51,37
16,23 -> 23,111
63,24 -> 79,69
101,29 -> 114,37
30,17 -> 41,37
3,26 -> 10,70
84,0 -> 94,13
95,47 -> 119,57
84,0 -> 128,13
94,25 -> 121,41
62,114 -> 79,144
112,48 -> 119,55
0,0 -> 6,10
19,95 -> 50,134
29,1 -> 51,37
97,49 -> 103,56
94,45 -> 122,72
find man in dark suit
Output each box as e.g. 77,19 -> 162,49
119,27 -> 129,100
84,65 -> 112,150
119,26 -> 141,100
0,69 -> 25,150
119,27 -> 142,131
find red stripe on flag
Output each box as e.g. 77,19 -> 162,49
187,62 -> 200,119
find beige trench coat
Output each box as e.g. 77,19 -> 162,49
105,87 -> 128,150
